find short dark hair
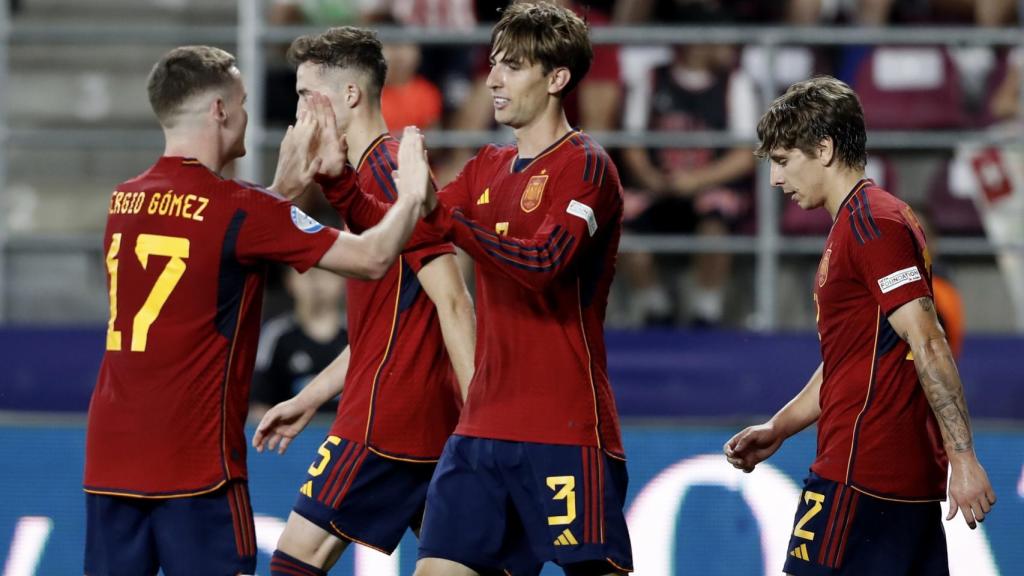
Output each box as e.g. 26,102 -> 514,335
491,1 -> 593,96
287,26 -> 388,101
755,76 -> 868,170
147,46 -> 237,127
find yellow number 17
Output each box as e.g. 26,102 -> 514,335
106,233 -> 190,352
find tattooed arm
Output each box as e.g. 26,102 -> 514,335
889,297 -> 997,528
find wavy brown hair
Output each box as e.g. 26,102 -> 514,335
755,76 -> 867,170
490,1 -> 593,96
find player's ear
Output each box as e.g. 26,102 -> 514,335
548,67 -> 571,96
817,137 -> 835,167
211,96 -> 228,125
344,83 -> 361,109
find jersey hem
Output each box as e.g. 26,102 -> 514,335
83,478 -> 230,499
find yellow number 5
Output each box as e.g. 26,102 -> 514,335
106,233 -> 190,352
308,436 -> 341,476
546,476 -> 577,526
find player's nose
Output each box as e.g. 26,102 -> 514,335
770,163 -> 784,187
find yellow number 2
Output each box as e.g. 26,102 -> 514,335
546,476 -> 577,526
793,490 -> 826,541
105,233 -> 190,352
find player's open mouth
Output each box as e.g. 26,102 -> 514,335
493,97 -> 509,109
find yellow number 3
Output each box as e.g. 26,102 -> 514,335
546,476 -> 577,526
106,233 -> 190,352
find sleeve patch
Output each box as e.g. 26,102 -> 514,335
567,199 -> 597,237
877,266 -> 922,293
290,206 -> 324,233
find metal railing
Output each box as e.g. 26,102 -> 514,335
1,1 -> 1023,328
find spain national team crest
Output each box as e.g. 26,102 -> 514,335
520,174 -> 548,213
818,247 -> 832,288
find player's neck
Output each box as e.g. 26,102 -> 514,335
824,169 -> 868,219
346,110 -> 390,168
513,105 -> 572,159
163,130 -> 226,174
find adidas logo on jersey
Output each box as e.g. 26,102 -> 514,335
790,543 -> 810,561
554,529 -> 578,546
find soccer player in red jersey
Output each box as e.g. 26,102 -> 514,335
407,3 -> 633,575
83,45 -> 434,576
249,28 -> 476,575
724,76 -> 996,576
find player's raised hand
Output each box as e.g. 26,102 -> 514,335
724,422 -> 784,473
946,454 -> 997,529
271,108 -> 322,201
252,396 -> 318,455
309,92 -> 348,178
395,126 -> 434,214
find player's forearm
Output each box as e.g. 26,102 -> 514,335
438,292 -> 476,401
910,333 -> 976,455
769,363 -> 823,439
622,147 -> 667,193
298,347 -> 350,410
356,196 -> 422,278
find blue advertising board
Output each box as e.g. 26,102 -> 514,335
1,423 -> 1021,575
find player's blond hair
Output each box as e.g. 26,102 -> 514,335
490,1 -> 593,96
147,46 -> 238,128
755,75 -> 868,170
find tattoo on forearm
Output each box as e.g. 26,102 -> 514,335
917,297 -> 933,313
913,339 -> 974,453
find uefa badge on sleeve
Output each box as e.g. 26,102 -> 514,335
290,206 -> 324,234
818,247 -> 832,288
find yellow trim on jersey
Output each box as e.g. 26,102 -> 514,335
364,264 -> 402,445
84,480 -> 227,500
848,485 -> 944,504
577,279 -> 602,450
509,130 -> 579,174
603,450 -> 627,462
845,307 -> 880,484
366,444 -> 440,464
605,556 -> 633,573
356,133 -> 391,173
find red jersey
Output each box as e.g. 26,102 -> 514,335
85,157 -> 338,497
323,135 -> 461,460
433,131 -> 625,456
812,180 -> 946,500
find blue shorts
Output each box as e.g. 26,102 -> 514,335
292,435 -> 435,554
84,480 -> 256,576
783,472 -> 948,576
418,435 -> 633,575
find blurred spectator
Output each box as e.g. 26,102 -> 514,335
620,43 -> 757,326
989,47 -> 1022,123
380,23 -> 444,132
251,267 -> 348,421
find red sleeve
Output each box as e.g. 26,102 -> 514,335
316,168 -> 453,258
435,152 -> 622,292
851,217 -> 933,315
233,187 -> 339,273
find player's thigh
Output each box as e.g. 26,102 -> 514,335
418,435 -> 515,569
504,444 -> 632,574
414,557 -> 482,576
152,481 -> 256,576
293,436 -> 434,555
276,511 -> 349,569
84,493 -> 158,576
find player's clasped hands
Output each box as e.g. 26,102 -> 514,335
395,126 -> 435,216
